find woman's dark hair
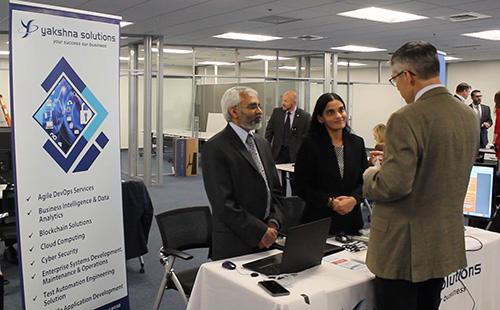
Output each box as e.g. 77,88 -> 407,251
495,91 -> 500,109
308,92 -> 351,137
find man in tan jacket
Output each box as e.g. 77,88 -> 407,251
363,41 -> 479,310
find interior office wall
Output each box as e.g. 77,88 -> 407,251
447,60 -> 500,144
119,64 -> 193,149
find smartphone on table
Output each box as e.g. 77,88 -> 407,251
258,280 -> 290,297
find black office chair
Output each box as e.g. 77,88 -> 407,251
153,206 -> 212,309
281,196 -> 306,233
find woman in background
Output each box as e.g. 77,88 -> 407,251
494,91 -> 500,159
372,123 -> 386,151
294,93 -> 368,235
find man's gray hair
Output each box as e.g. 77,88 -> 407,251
390,40 -> 440,80
220,86 -> 258,122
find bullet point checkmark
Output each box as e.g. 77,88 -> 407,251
27,209 -> 32,216
28,232 -> 33,238
31,273 -> 36,279
29,246 -> 34,252
30,260 -> 35,266
33,296 -> 37,301
26,196 -> 31,201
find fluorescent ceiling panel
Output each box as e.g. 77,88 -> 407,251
279,66 -> 305,70
0,51 -> 9,56
338,7 -> 428,23
331,45 -> 386,52
120,21 -> 133,28
444,56 -> 461,61
337,61 -> 366,67
463,30 -> 500,41
213,32 -> 282,42
246,55 -> 291,61
151,48 -> 192,54
198,61 -> 235,66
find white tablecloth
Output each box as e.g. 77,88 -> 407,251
187,227 -> 500,310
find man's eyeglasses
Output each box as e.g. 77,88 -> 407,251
389,70 -> 415,86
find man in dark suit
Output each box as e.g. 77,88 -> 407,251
265,90 -> 311,194
469,89 -> 493,148
454,82 -> 471,103
202,86 -> 284,260
363,41 -> 478,310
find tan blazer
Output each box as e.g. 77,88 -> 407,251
363,87 -> 479,282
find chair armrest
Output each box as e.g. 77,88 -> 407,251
160,248 -> 193,260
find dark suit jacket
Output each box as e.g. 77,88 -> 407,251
294,130 -> 368,235
121,180 -> 154,259
265,107 -> 311,162
202,124 -> 284,260
469,103 -> 493,148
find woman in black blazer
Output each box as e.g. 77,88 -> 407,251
294,93 -> 368,235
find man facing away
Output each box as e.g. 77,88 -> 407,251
469,89 -> 493,148
363,41 -> 479,310
454,82 -> 471,103
265,90 -> 310,194
202,86 -> 283,260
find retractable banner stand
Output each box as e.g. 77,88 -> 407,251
9,1 -> 128,309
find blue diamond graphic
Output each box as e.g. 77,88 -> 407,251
33,76 -> 95,154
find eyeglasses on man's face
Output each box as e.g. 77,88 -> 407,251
389,70 -> 415,86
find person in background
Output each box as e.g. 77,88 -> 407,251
454,82 -> 471,103
493,91 -> 500,159
372,123 -> 386,151
470,89 -> 493,148
265,90 -> 311,195
363,40 -> 478,310
202,86 -> 283,260
294,93 -> 368,235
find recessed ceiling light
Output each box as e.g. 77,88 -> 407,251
279,66 -> 305,70
0,51 -> 9,56
246,55 -> 291,61
338,61 -> 366,67
331,45 -> 386,52
198,61 -> 235,66
444,56 -> 461,61
119,56 -> 130,61
138,57 -> 144,61
120,36 -> 128,40
163,48 -> 192,54
120,21 -> 133,28
463,30 -> 500,41
213,32 -> 282,42
338,7 -> 428,23
150,48 -> 192,54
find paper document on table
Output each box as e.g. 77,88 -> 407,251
330,258 -> 367,271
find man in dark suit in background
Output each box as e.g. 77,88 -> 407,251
202,86 -> 284,260
265,90 -> 311,194
454,82 -> 471,103
469,89 -> 493,148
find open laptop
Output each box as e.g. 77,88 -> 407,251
243,218 -> 331,275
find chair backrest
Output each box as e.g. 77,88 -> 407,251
281,196 -> 306,232
155,206 -> 212,252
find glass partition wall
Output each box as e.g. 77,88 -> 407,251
118,39 -> 390,186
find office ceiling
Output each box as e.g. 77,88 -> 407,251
2,0 -> 500,62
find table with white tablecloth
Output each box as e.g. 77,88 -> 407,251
187,227 -> 500,310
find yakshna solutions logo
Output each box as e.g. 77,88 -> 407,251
32,57 -> 109,173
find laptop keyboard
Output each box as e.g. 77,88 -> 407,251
259,264 -> 281,275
